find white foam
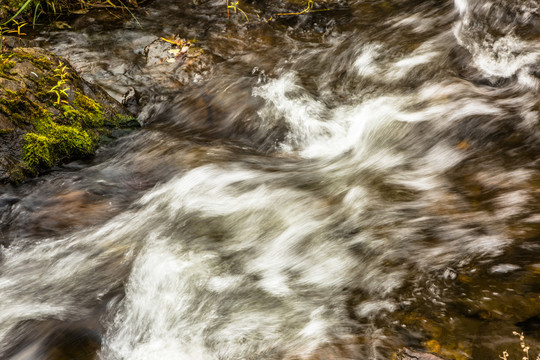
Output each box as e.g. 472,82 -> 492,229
388,51 -> 440,79
490,264 -> 520,274
454,0 -> 469,15
353,44 -> 383,77
252,73 -> 341,153
356,300 -> 397,318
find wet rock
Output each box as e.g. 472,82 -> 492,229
2,35 -> 34,50
395,348 -> 447,360
121,86 -> 139,113
0,47 -> 139,184
143,36 -> 214,88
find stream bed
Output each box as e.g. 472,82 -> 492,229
1,0 -> 540,358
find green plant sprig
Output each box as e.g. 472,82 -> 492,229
7,20 -> 27,48
48,63 -> 70,105
227,1 -> 249,21
0,26 -> 7,52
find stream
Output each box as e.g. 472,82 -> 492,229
1,0 -> 540,358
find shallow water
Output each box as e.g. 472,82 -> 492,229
2,0 -> 540,358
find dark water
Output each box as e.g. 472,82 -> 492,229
1,0 -> 540,359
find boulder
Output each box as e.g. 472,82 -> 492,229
0,42 -> 139,183
395,348 -> 447,360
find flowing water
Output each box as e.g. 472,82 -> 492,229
2,0 -> 540,358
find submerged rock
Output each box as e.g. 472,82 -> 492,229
0,43 -> 139,184
395,348 -> 447,360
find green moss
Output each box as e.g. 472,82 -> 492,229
10,51 -> 56,72
60,105 -> 104,129
0,57 -> 16,78
49,122 -> 94,157
35,79 -> 58,100
9,166 -> 25,183
69,92 -> 105,128
105,113 -> 139,128
74,92 -> 102,113
22,132 -> 53,169
22,112 -> 96,172
28,55 -> 55,72
0,89 -> 37,124
8,55 -> 63,104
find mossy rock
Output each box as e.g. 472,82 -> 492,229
0,46 -> 139,184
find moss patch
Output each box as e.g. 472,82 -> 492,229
0,57 -> 16,78
0,89 -> 36,125
22,132 -> 53,168
71,92 -> 105,127
22,111 -> 95,172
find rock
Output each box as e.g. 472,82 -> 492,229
2,35 -> 33,50
121,86 -> 139,113
0,47 -> 140,184
143,36 -> 214,88
395,348 -> 448,360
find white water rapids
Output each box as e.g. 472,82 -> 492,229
2,0 -> 540,358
